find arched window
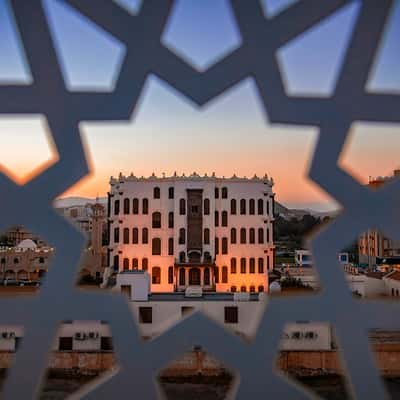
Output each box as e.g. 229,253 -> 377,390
142,198 -> 148,214
230,258 -> 237,274
258,199 -> 264,215
231,286 -> 237,292
222,266 -> 228,283
168,266 -> 174,284
222,187 -> 228,199
204,267 -> 210,285
179,199 -> 186,215
258,258 -> 264,273
215,237 -> 219,255
123,258 -> 129,271
168,238 -> 174,255
142,228 -> 148,244
204,198 -> 210,215
240,199 -> 246,215
179,251 -> 186,263
267,228 -> 270,243
153,187 -> 160,199
179,228 -> 186,245
214,211 -> 219,227
240,286 -> 246,292
114,199 -> 120,215
266,200 -> 270,216
230,228 -> 237,244
13,258 -> 19,264
179,268 -> 185,285
132,258 -> 138,270
249,228 -> 255,244
240,228 -> 246,244
152,267 -> 161,284
133,198 -> 139,214
258,228 -> 264,244
240,258 -> 246,273
222,237 -> 228,254
215,187 -> 219,199
231,199 -> 237,215
214,266 -> 219,283
123,228 -> 129,244
249,258 -> 255,273
267,256 -> 270,271
168,187 -> 174,199
113,255 -> 119,271
250,286 -> 255,293
132,228 -> 138,244
392,288 -> 395,296
114,227 -> 120,243
168,212 -> 174,228
204,251 -> 212,263
152,212 -> 161,228
204,228 -> 210,245
249,199 -> 255,215
142,258 -> 148,271
123,198 -> 130,214
152,238 -> 161,255
222,211 -> 228,227
258,285 -> 264,293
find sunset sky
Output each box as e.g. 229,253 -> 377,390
0,0 -> 399,211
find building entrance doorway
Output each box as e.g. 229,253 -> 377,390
189,268 -> 201,285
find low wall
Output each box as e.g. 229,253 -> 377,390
0,346 -> 399,378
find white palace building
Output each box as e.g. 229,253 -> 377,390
106,172 -> 275,293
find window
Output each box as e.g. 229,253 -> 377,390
240,286 -> 246,292
168,212 -> 174,228
123,258 -> 129,271
267,228 -> 270,243
215,187 -> 219,199
222,187 -> 228,199
240,258 -> 246,273
204,228 -> 210,245
224,307 -> 238,323
153,187 -> 160,199
139,307 -> 152,323
249,228 -> 255,244
266,200 -> 270,216
142,198 -> 148,214
230,228 -> 237,244
250,286 -> 255,293
132,258 -> 138,270
204,198 -> 210,215
231,286 -> 237,292
222,211 -> 228,227
179,199 -> 186,215
168,266 -> 174,284
142,228 -> 148,244
168,238 -> 174,255
152,238 -> 161,255
152,267 -> 161,284
101,337 -> 113,351
179,268 -> 185,285
258,228 -> 264,244
230,258 -> 237,274
168,187 -> 174,199
249,258 -> 255,273
179,228 -> 186,245
132,228 -> 139,244
249,199 -> 255,215
204,251 -> 211,263
133,198 -> 139,214
222,237 -> 228,254
215,237 -> 219,255
123,198 -> 130,214
230,199 -> 237,215
258,285 -> 264,292
179,251 -> 185,263
240,228 -> 246,244
258,199 -> 264,215
214,266 -> 219,283
39,257 -> 44,264
123,228 -> 129,244
258,258 -> 264,273
114,227 -> 120,243
152,212 -> 161,228
222,266 -> 228,283
204,267 -> 210,285
113,255 -> 119,271
240,199 -> 246,215
142,258 -> 148,271
59,337 -> 73,351
114,199 -> 120,215
214,211 -> 219,227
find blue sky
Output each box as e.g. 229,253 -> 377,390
0,0 -> 399,211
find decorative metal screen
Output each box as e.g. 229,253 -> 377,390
0,0 -> 399,399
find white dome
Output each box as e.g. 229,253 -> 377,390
16,239 -> 37,250
269,281 -> 282,293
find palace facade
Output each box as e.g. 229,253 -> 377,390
107,172 -> 275,293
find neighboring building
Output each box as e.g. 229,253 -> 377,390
106,172 -> 275,293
